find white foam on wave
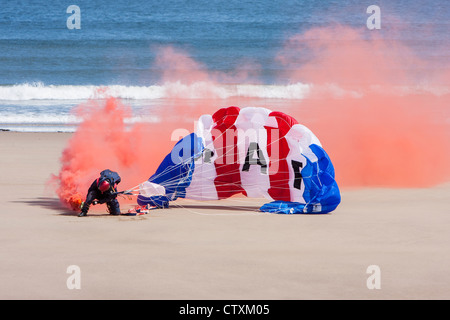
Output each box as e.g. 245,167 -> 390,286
1,81 -> 447,102
0,82 -> 162,101
0,113 -> 81,124
0,81 -> 313,101
0,113 -> 159,125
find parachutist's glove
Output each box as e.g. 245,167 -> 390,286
79,201 -> 90,215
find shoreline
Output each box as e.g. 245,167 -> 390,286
0,131 -> 449,299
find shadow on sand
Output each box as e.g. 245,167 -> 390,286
13,197 -> 264,216
12,197 -> 81,216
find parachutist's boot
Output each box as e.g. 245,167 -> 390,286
78,211 -> 87,217
107,201 -> 121,215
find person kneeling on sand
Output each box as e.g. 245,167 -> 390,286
79,169 -> 121,217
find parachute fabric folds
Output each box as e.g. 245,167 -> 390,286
137,133 -> 203,207
138,106 -> 341,214
260,144 -> 341,214
139,181 -> 166,198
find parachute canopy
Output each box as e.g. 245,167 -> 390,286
137,106 -> 341,214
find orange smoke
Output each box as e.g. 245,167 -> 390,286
51,24 -> 450,209
277,25 -> 450,187
50,96 -> 178,210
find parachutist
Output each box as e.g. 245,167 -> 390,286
79,169 -> 122,217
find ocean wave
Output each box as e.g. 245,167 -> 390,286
0,81 -> 447,102
0,82 -> 312,101
0,113 -> 80,124
0,113 -> 159,125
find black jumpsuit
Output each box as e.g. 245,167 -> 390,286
81,170 -> 121,215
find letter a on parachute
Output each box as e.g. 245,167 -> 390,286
137,107 -> 341,214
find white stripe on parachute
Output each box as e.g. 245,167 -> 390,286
185,114 -> 219,200
235,107 -> 271,199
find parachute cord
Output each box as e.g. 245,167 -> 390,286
167,199 -> 266,216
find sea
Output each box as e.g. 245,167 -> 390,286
0,0 -> 448,132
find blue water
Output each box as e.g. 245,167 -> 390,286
0,0 -> 448,131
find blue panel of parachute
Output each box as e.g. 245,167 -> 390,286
137,133 -> 203,207
259,144 -> 341,214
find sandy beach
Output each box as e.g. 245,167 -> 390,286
0,131 -> 449,300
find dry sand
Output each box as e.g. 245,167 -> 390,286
0,131 -> 449,300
